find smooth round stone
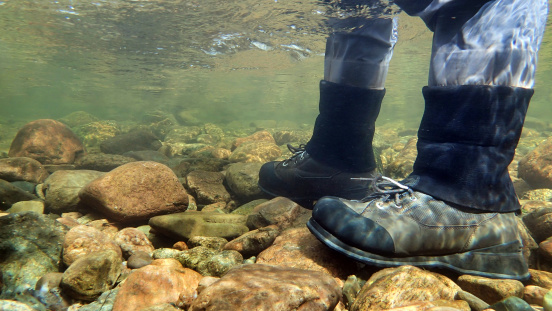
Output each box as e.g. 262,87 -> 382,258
488,296 -> 533,311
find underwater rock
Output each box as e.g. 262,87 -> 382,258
385,137 -> 417,179
517,218 -> 538,269
100,129 -> 162,155
8,119 -> 85,165
186,170 -> 231,205
487,296 -> 534,311
187,236 -> 228,251
257,227 -> 360,281
528,269 -> 552,289
522,189 -> 552,202
79,161 -> 188,223
224,162 -> 264,201
41,170 -> 105,214
0,212 -> 67,299
196,250 -> 243,277
176,246 -> 216,271
0,179 -> 38,209
127,251 -> 153,269
522,207 -> 552,243
77,288 -> 119,311
114,228 -> 155,259
58,111 -> 100,128
112,260 -> 202,311
230,199 -> 269,215
73,120 -> 121,152
122,150 -> 169,163
164,126 -> 202,144
229,140 -> 282,163
351,266 -> 460,311
60,249 -> 122,301
0,300 -> 35,311
456,275 -> 524,305
74,153 -> 136,172
7,200 -> 44,214
231,130 -> 276,150
0,157 -> 49,183
272,130 -> 311,146
246,196 -> 301,230
188,264 -> 341,311
523,285 -> 548,306
519,137 -> 552,189
223,225 -> 280,258
149,211 -> 248,241
62,225 -> 122,267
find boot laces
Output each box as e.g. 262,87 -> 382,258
282,144 -> 307,166
357,175 -> 416,209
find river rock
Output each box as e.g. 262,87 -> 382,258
187,236 -> 228,250
79,161 -> 188,223
528,269 -> 552,289
246,196 -> 301,230
186,170 -> 231,205
196,250 -> 243,277
62,225 -> 122,266
231,130 -> 276,149
0,212 -> 68,299
149,212 -> 248,240
456,275 -> 524,305
8,119 -> 84,164
100,130 -> 162,155
351,266 -> 460,311
523,285 -> 548,306
0,157 -> 49,183
487,296 -> 533,311
385,137 -> 417,179
112,259 -> 202,311
77,288 -> 119,311
175,246 -> 216,271
229,140 -> 281,163
7,200 -> 44,214
519,137 -> 552,188
127,251 -> 153,269
257,227 -> 360,281
74,153 -> 136,171
522,189 -> 552,201
523,207 -> 552,243
224,162 -> 263,201
41,170 -> 105,214
0,179 -> 38,210
60,250 -> 123,301
224,225 -> 280,257
189,264 -> 341,311
0,300 -> 35,311
123,150 -> 169,163
114,227 -> 155,258
385,300 -> 470,311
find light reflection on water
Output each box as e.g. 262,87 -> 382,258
0,0 -> 550,133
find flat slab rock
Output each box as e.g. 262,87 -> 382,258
188,264 -> 341,311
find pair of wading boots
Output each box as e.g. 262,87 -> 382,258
258,80 -> 533,280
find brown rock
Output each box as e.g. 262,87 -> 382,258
86,219 -> 120,239
522,207 -> 552,243
8,119 -> 84,164
229,141 -> 282,163
0,157 -> 49,183
385,300 -> 470,311
256,227 -> 360,280
232,130 -> 276,150
112,260 -> 202,311
186,170 -> 231,205
127,250 -> 153,269
172,241 -> 188,251
62,225 -> 122,266
79,161 -> 188,223
74,153 -> 136,172
224,225 -> 280,257
457,275 -> 524,304
114,227 -> 155,258
519,137 -> 552,188
523,285 -> 549,306
61,250 -> 122,301
224,162 -> 264,201
528,269 -> 552,289
189,264 -> 341,311
351,266 -> 460,311
246,197 -> 301,230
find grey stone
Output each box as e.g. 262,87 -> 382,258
0,179 -> 37,210
224,162 -> 264,201
488,296 -> 533,311
186,170 -> 231,205
0,212 -> 67,299
74,153 -> 136,172
196,250 -> 243,277
78,288 -> 119,311
41,170 -> 104,214
456,290 -> 489,311
127,251 -> 153,269
149,211 -> 249,241
100,130 -> 162,155
246,197 -> 301,230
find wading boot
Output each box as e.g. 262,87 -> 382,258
258,80 -> 385,207
308,85 -> 533,280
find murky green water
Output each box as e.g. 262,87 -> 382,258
0,0 -> 551,143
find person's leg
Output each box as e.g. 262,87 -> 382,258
308,0 -> 548,279
258,16 -> 398,206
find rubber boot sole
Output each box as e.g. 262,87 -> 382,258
307,218 -> 530,280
